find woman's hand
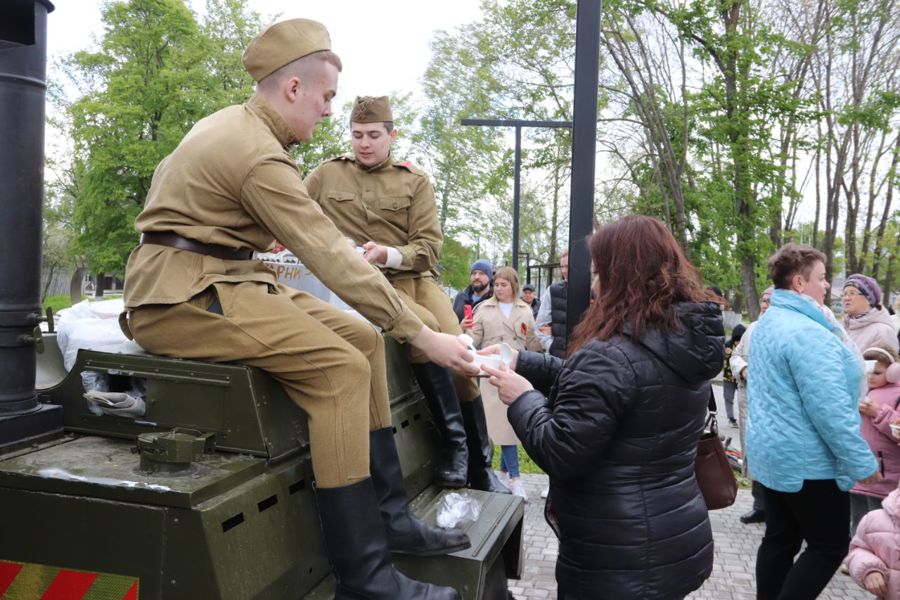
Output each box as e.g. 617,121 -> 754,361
864,571 -> 886,597
481,363 -> 533,405
476,344 -> 519,370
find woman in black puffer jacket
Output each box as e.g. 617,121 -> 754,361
482,215 -> 724,600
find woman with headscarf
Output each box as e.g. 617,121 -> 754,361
730,286 -> 773,524
481,215 -> 722,600
842,274 -> 898,354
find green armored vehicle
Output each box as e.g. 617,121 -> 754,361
0,3 -> 523,598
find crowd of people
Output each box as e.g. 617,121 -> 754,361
728,247 -> 900,600
116,15 -> 900,600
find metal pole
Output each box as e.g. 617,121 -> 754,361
460,119 -> 571,274
512,126 -> 522,270
566,0 -> 602,341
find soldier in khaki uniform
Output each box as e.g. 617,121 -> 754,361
120,19 -> 468,600
305,97 -> 508,494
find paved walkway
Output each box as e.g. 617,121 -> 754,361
508,472 -> 871,600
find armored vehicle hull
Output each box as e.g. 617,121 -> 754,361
0,335 -> 523,599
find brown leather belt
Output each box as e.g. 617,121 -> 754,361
140,231 -> 253,261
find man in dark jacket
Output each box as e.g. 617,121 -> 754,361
452,259 -> 494,323
535,250 -> 568,358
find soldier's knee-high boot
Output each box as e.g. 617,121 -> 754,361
411,362 -> 469,488
369,427 -> 471,556
315,479 -> 460,600
460,397 -> 511,494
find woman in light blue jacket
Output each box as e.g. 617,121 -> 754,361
746,243 -> 878,600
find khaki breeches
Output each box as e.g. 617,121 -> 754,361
127,281 -> 390,488
391,277 -> 480,403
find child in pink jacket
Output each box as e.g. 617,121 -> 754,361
848,346 -> 900,598
851,346 -> 900,535
849,485 -> 900,598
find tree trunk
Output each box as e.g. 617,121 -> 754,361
70,266 -> 87,303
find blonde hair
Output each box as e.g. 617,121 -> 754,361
493,266 -> 520,298
258,50 -> 343,93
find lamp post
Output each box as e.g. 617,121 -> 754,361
566,0 -> 602,338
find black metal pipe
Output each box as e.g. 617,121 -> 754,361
566,0 -> 602,340
459,118 -> 572,273
512,126 -> 522,270
0,0 -> 54,414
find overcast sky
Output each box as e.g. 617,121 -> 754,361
46,0 -> 483,105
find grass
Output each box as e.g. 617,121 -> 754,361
491,445 -> 546,475
43,294 -> 74,314
489,445 -> 751,488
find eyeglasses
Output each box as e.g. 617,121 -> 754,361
842,290 -> 862,298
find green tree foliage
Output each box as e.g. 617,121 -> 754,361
416,0 -> 579,287
58,0 -> 345,276
66,0 -> 208,274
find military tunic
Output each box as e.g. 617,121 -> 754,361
305,156 -> 479,402
123,94 -> 425,487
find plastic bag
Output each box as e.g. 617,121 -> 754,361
81,371 -> 147,418
436,492 -> 482,529
56,299 -> 144,371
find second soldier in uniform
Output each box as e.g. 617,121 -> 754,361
305,96 -> 508,494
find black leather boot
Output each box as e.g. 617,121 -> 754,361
315,479 -> 460,600
460,397 -> 511,494
411,362 -> 469,488
370,427 -> 471,556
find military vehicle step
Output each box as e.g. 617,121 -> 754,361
304,486 -> 524,600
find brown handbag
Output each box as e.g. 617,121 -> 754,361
694,412 -> 738,510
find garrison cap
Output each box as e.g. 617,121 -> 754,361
351,96 -> 393,123
242,18 -> 332,82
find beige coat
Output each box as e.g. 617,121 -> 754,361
471,298 -> 543,445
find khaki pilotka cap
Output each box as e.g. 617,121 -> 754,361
351,96 -> 393,123
242,18 -> 332,82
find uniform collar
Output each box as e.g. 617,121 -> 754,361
353,153 -> 394,173
246,94 -> 297,148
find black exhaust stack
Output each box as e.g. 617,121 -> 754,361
0,0 -> 62,448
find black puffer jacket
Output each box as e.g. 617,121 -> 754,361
509,302 -> 724,600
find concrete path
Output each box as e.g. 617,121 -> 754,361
508,472 -> 871,600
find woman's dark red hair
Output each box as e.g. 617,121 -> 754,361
569,215 -> 712,352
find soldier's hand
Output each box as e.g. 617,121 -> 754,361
410,327 -> 479,376
477,344 -> 519,370
361,241 -> 388,265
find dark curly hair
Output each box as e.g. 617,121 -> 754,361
570,215 -> 713,352
767,243 -> 826,290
